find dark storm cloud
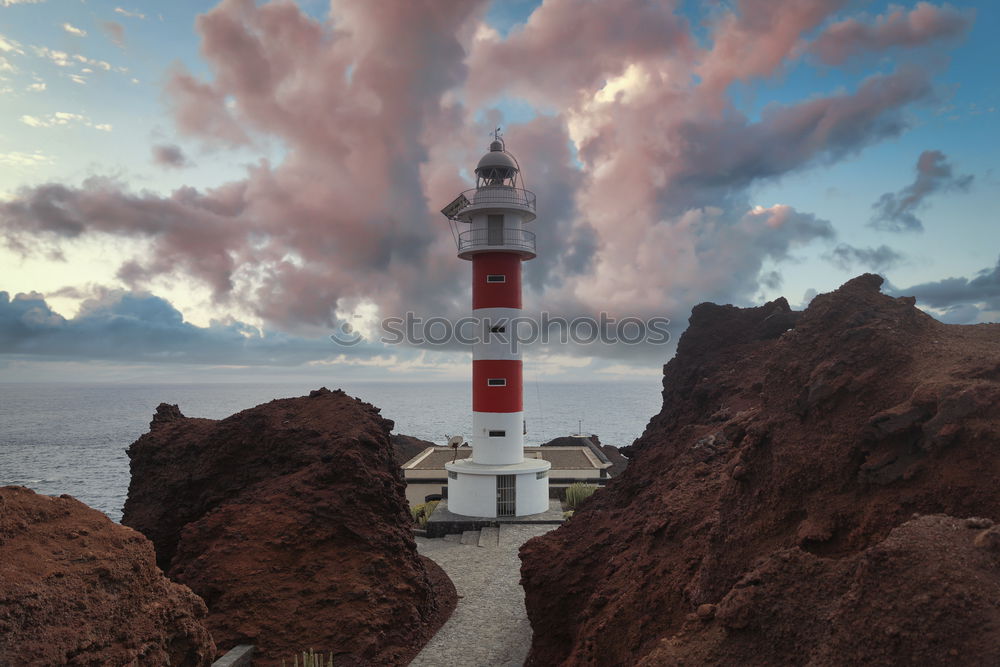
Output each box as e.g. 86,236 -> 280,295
894,256 -> 1000,323
0,290 -> 383,365
825,243 -> 903,271
671,67 -> 933,199
870,150 -> 973,232
151,144 -> 190,168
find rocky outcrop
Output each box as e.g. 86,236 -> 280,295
599,444 -> 629,477
540,434 -> 629,477
0,486 -> 214,666
520,275 -> 1000,665
391,433 -> 436,465
122,388 -> 455,665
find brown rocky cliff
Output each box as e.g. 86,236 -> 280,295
0,486 -> 215,666
122,387 -> 455,665
520,275 -> 1000,665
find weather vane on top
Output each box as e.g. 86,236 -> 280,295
494,126 -> 502,142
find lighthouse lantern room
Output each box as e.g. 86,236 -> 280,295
440,132 -> 550,517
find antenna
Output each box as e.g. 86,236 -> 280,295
491,126 -> 505,152
448,434 -> 464,463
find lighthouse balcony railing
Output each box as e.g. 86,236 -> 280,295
462,187 -> 536,211
457,228 -> 536,254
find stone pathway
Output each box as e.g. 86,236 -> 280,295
410,524 -> 556,667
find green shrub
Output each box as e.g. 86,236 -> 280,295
565,483 -> 598,510
410,500 -> 441,528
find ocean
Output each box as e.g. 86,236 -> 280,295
0,380 -> 661,521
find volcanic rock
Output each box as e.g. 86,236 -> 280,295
520,275 -> 1000,665
541,434 -> 629,476
122,387 -> 455,665
390,433 -> 437,465
0,486 -> 214,666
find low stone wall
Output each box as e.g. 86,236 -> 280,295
211,645 -> 254,667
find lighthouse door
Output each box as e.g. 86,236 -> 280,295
487,215 -> 504,245
497,474 -> 516,517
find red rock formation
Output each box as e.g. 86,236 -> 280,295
599,444 -> 629,478
122,388 -> 455,665
520,275 -> 1000,665
391,433 -> 436,464
540,434 -> 629,477
0,486 -> 214,666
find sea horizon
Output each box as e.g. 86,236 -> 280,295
0,379 -> 661,522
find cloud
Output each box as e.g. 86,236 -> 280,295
72,53 -> 112,70
696,0 -> 847,103
895,256 -> 1000,323
0,289 -> 372,365
0,33 -> 25,55
870,150 -> 973,232
26,80 -> 45,91
19,112 -> 110,130
825,243 -> 903,271
0,0 -> 976,364
151,144 -> 190,168
62,23 -> 87,37
31,45 -> 73,67
0,151 -> 51,167
465,0 -> 693,108
113,7 -> 145,20
30,45 -> 126,80
810,2 -> 972,65
0,0 -> 43,5
101,21 -> 125,47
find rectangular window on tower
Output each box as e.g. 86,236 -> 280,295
489,430 -> 506,437
487,378 -> 507,387
486,274 -> 506,283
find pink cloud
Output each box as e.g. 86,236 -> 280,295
697,0 -> 848,103
0,0 -> 973,353
466,0 -> 693,108
101,20 -> 126,48
151,144 -> 189,168
810,2 -> 973,65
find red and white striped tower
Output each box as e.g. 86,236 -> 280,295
440,133 -> 550,518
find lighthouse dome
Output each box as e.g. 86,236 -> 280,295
475,149 -> 517,177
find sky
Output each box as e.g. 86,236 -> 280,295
0,0 -> 997,383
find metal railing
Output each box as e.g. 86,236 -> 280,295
458,228 -> 536,253
463,187 -> 536,211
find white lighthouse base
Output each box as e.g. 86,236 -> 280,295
444,458 -> 550,518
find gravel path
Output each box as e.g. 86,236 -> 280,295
410,525 -> 556,667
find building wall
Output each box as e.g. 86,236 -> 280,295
446,472 -> 498,518
515,472 -> 550,515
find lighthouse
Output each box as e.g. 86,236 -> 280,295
440,132 -> 550,517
